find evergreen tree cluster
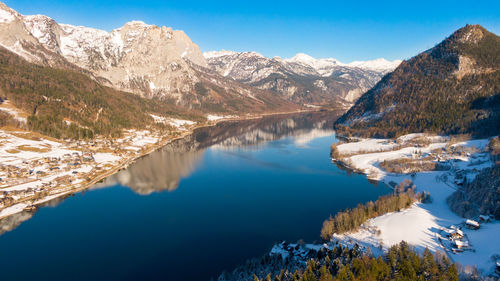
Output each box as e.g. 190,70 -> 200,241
223,242 -> 458,281
321,191 -> 422,240
275,242 -> 458,281
447,164 -> 500,219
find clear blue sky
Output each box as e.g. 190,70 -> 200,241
4,0 -> 500,62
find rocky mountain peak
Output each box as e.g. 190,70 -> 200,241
0,2 -> 19,23
0,1 -> 210,101
347,58 -> 402,72
23,14 -> 63,54
122,20 -> 152,28
205,50 -> 401,107
454,24 -> 485,44
203,50 -> 237,59
284,53 -> 342,74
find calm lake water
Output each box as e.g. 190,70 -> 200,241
0,112 -> 390,281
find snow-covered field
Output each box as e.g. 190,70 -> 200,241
150,114 -> 196,130
206,114 -> 237,121
332,134 -> 499,275
0,100 -> 28,123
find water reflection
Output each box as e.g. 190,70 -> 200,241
95,111 -> 340,195
0,111 -> 392,281
98,149 -> 205,195
0,196 -> 67,236
0,111 -> 342,233
193,112 -> 339,150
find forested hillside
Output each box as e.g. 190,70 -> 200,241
336,25 -> 500,138
447,165 -> 500,219
0,46 -> 202,139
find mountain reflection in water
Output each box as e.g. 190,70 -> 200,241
98,149 -> 205,195
98,111 -> 340,195
0,111 -> 392,281
0,111 -> 341,234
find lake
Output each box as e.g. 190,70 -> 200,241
0,112 -> 390,281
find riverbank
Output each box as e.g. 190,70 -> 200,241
0,108 -> 318,220
328,133 -> 500,276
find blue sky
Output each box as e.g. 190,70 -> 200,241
4,0 -> 500,62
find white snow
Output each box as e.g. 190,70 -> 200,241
0,100 -> 27,123
206,114 -> 236,121
110,30 -> 124,53
284,53 -> 342,76
205,50 -> 401,75
331,134 -> 498,274
168,118 -> 195,129
0,6 -> 16,23
348,58 -> 402,71
284,53 -> 401,76
0,203 -> 28,219
203,50 -> 238,59
336,138 -> 399,156
93,153 -> 121,164
150,114 -> 195,129
334,203 -> 441,254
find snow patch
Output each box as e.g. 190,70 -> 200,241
332,134 -> 498,274
0,6 -> 16,23
206,114 -> 236,121
348,58 -> 402,71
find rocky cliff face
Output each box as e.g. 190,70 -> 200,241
21,14 -> 209,104
0,1 -> 402,113
0,2 -> 300,112
0,2 -> 78,69
204,51 -> 400,107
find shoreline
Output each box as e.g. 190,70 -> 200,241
326,134 -> 499,275
0,108 -> 319,220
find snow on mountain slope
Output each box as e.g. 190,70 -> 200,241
0,3 -> 69,66
0,1 -> 302,114
0,0 -> 400,111
347,58 -> 402,71
284,53 -> 344,76
204,50 -> 401,106
19,12 -> 210,103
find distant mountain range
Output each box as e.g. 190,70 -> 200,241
336,24 -> 500,138
0,1 -> 399,115
2,1 -> 496,140
0,2 -> 297,115
205,51 -> 400,107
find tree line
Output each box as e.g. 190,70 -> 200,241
321,188 -> 425,240
244,242 -> 458,281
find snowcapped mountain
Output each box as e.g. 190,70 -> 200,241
19,13 -> 210,103
204,50 -> 401,106
0,2 -> 77,69
0,2 -> 299,112
0,0 -> 401,112
283,53 -> 343,76
346,58 -> 402,72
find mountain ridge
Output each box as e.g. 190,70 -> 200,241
204,50 -> 401,107
336,24 -> 500,138
0,1 -> 301,115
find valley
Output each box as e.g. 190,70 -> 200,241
0,1 -> 498,280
